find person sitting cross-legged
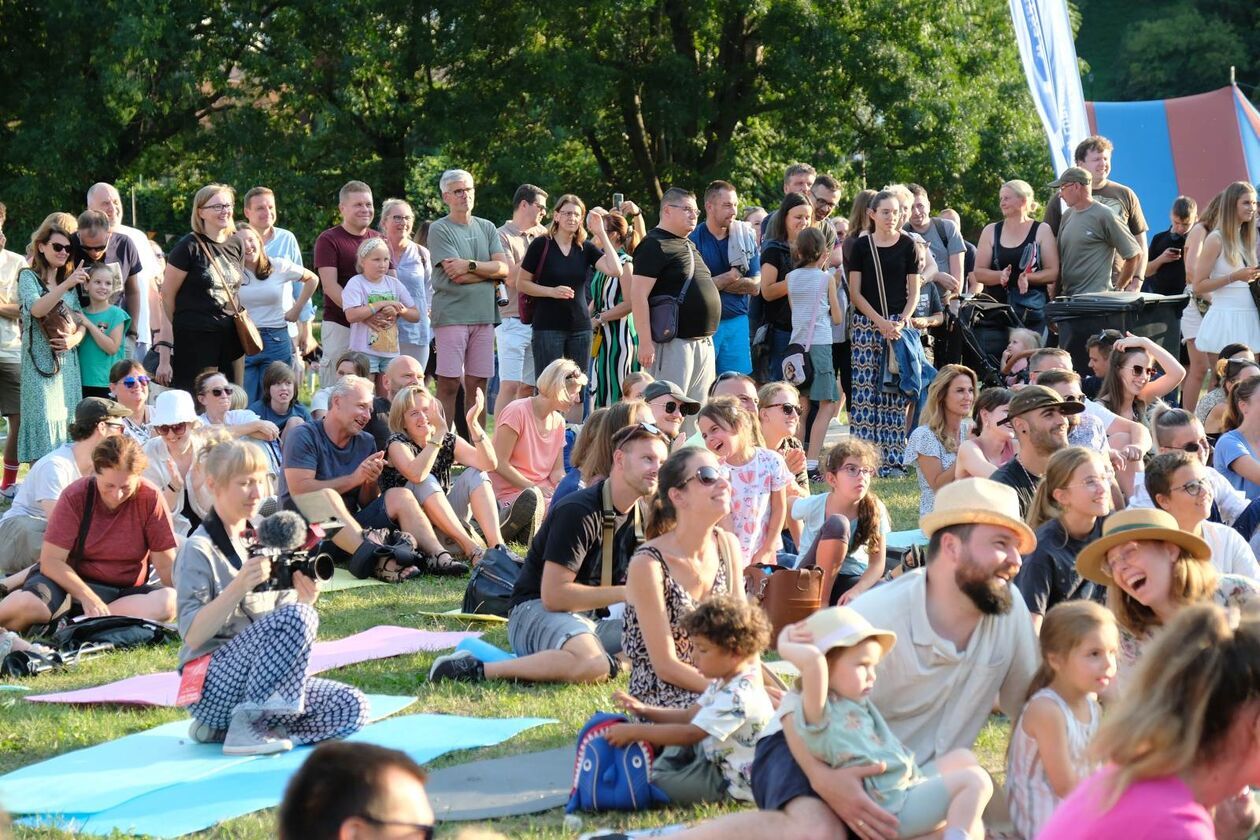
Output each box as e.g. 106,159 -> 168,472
428,422 -> 669,684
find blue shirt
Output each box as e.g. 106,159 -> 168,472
1214,430 -> 1260,500
278,419 -> 376,512
691,224 -> 745,319
248,399 -> 312,428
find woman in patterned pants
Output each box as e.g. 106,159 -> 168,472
174,438 -> 367,755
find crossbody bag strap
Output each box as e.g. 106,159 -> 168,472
714,530 -> 739,600
676,244 -> 696,303
71,478 -> 98,563
600,480 -> 616,587
991,221 -> 1004,270
869,234 -> 890,318
801,269 -> 828,352
193,235 -> 243,316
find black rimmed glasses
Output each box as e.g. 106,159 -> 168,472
354,815 -> 434,839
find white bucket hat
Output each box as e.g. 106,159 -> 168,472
150,390 -> 199,427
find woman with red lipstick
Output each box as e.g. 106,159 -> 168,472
904,365 -> 977,517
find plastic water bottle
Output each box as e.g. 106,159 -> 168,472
959,417 -> 974,444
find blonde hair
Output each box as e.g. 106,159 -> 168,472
27,212 -> 78,280
620,371 -> 654,399
1215,181 -> 1259,269
1107,544 -> 1218,637
354,237 -> 390,273
228,383 -> 248,411
536,358 -> 586,402
387,384 -> 429,435
1091,604 -> 1260,807
190,184 -> 236,237
919,365 -> 977,455
1001,180 -> 1041,218
547,194 -> 588,246
199,436 -> 270,486
1026,446 -> 1105,530
1025,601 -> 1116,700
1008,327 -> 1042,352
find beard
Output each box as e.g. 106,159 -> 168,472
954,555 -> 1014,615
1030,423 -> 1068,457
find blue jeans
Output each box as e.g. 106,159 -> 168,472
532,329 -> 591,397
244,327 -> 292,404
713,314 -> 753,375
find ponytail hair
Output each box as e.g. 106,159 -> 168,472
1223,374 -> 1260,432
1026,446 -> 1103,530
1024,601 -> 1115,702
1092,603 -> 1260,806
819,438 -> 883,554
645,447 -> 707,539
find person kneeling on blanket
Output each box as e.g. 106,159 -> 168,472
604,594 -> 774,805
175,438 -> 367,756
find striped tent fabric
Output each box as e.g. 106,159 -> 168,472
1084,84 -> 1260,213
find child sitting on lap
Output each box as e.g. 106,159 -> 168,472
778,607 -> 993,839
604,594 -> 774,804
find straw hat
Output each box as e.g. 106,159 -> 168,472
919,477 -> 1037,554
801,606 -> 897,656
1076,508 -> 1211,586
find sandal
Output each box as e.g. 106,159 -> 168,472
424,551 -> 470,577
372,554 -> 423,584
466,546 -> 486,567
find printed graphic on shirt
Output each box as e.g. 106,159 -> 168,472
367,290 -> 400,354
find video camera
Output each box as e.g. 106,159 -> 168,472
250,510 -> 337,592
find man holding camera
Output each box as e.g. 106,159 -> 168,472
278,375 -> 467,577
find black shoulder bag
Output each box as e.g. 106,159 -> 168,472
647,243 -> 696,343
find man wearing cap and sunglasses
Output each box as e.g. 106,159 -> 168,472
429,422 -> 669,685
643,380 -> 700,451
1050,166 -> 1142,296
991,385 -> 1083,517
670,479 -> 1037,840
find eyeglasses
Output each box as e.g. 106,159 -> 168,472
448,187 -> 474,198
679,464 -> 730,488
1172,477 -> 1212,498
201,203 -> 233,214
565,371 -> 584,382
1065,476 -> 1111,493
667,204 -> 700,217
48,242 -> 73,254
838,464 -> 876,478
533,202 -> 548,211
1100,542 -> 1140,577
354,815 -> 434,839
122,375 -> 150,389
155,422 -> 189,436
765,402 -> 801,417
204,387 -> 230,397
387,214 -> 414,223
1129,364 -> 1158,378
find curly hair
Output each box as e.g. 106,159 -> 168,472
682,594 -> 772,658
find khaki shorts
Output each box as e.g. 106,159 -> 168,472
0,514 -> 46,574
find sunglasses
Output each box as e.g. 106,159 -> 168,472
612,421 -> 670,448
103,420 -> 125,431
122,375 -> 150,389
80,242 -> 108,253
679,464 -> 730,488
765,402 -> 801,416
1129,364 -> 1158,378
355,816 -> 434,839
155,422 -> 189,436
48,242 -> 73,254
659,400 -> 682,415
1060,394 -> 1085,403
203,387 -> 230,397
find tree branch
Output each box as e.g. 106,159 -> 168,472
584,128 -> 615,183
618,78 -> 663,201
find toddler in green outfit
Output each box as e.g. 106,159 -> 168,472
778,606 -> 993,839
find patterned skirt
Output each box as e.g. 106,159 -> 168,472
850,314 -> 910,474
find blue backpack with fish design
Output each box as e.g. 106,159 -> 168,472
566,711 -> 669,812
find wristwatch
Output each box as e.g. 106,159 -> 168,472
467,260 -> 477,274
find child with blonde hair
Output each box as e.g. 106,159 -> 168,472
1001,327 -> 1043,386
342,238 -> 419,383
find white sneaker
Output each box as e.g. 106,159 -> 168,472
222,709 -> 293,756
0,484 -> 18,500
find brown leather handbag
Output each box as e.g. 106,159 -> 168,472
27,270 -> 77,377
743,563 -> 824,647
194,235 -> 262,356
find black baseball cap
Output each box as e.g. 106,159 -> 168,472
75,397 -> 132,427
641,381 -> 700,416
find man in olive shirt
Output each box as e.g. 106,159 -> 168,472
1052,168 -> 1141,296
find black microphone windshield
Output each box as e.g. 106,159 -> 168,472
255,510 -> 307,550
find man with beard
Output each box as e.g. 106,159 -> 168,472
428,423 -> 669,684
991,386 -> 1082,517
651,478 -> 1037,840
278,375 -> 467,576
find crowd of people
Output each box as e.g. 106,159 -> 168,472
2,134 -> 1260,837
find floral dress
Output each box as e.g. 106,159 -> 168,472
904,426 -> 955,517
623,540 -> 731,709
18,268 -> 82,462
590,251 -> 638,408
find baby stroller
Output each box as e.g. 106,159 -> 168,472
934,294 -> 1017,387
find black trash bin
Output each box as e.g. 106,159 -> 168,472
1046,292 -> 1188,375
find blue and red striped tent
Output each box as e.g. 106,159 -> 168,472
1085,84 -> 1260,217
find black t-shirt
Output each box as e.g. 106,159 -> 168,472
70,232 -> 142,310
912,281 -> 943,319
633,229 -> 720,339
167,233 -> 245,330
368,395 -> 391,452
1147,229 -> 1187,296
1014,518 -> 1108,616
990,457 -> 1039,518
510,479 -> 639,609
759,241 -> 794,331
521,236 -> 604,331
848,233 -> 917,317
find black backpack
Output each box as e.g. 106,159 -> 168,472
52,615 -> 177,653
462,545 -> 524,617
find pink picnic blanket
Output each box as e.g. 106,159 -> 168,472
26,626 -> 479,706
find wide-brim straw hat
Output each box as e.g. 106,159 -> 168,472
1076,508 -> 1211,586
919,477 -> 1037,554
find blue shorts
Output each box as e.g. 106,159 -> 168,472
751,730 -> 818,811
713,315 -> 753,375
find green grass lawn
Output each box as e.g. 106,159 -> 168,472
3,474 -> 1012,838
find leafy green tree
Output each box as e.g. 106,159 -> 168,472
1115,11 -> 1248,101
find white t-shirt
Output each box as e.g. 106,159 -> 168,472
727,447 -> 793,563
1083,398 -> 1119,431
786,266 -> 833,346
691,665 -> 774,803
1,444 -> 81,521
0,249 -> 25,362
237,257 -> 303,329
115,223 -> 159,343
1201,520 -> 1260,579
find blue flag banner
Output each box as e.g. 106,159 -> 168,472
1009,0 -> 1090,174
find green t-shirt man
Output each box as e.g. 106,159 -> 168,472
1057,202 -> 1141,296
